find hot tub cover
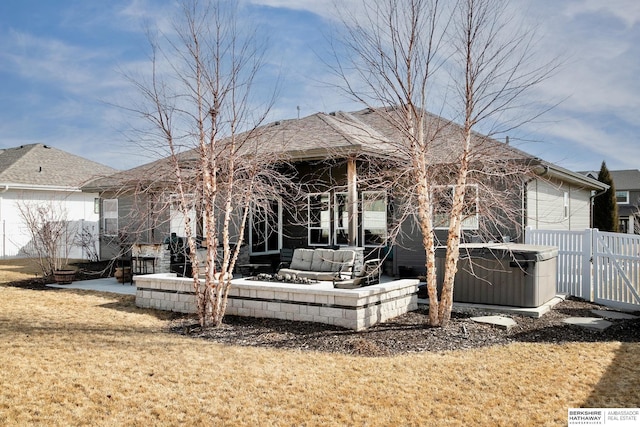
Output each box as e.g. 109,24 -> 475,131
440,243 -> 558,262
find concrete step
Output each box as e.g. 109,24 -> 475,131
563,317 -> 613,331
470,315 -> 517,331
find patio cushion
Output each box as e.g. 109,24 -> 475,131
332,250 -> 355,272
289,249 -> 314,271
310,249 -> 334,272
278,248 -> 356,281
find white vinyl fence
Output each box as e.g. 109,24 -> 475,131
0,219 -> 99,261
525,227 -> 640,310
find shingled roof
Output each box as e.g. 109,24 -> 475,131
609,170 -> 640,191
0,144 -> 117,189
83,107 -> 604,192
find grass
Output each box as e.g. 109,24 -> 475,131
0,259 -> 638,426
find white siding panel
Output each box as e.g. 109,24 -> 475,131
527,179 -> 568,230
569,188 -> 592,230
527,178 -> 593,231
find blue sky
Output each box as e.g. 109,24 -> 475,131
0,0 -> 639,173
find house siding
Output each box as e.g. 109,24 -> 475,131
0,189 -> 100,259
99,191 -> 171,260
526,178 -> 592,230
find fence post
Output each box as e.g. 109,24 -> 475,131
581,228 -> 594,301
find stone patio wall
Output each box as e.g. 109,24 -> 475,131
135,274 -> 419,331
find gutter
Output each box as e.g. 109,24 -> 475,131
0,183 -> 80,192
534,162 -> 607,191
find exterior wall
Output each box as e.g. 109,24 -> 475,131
99,191 -> 171,261
0,189 -> 100,259
526,178 -> 592,231
617,189 -> 640,234
135,274 -> 419,331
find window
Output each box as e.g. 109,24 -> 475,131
250,199 -> 281,254
616,191 -> 629,204
308,193 -> 330,246
362,191 -> 387,246
563,192 -> 569,219
334,192 -> 350,245
102,199 -> 118,236
94,198 -> 100,214
433,185 -> 479,230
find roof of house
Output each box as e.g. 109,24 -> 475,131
580,169 -> 640,191
609,170 -> 640,191
0,144 -> 117,190
83,107 -> 605,192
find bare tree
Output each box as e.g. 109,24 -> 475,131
17,201 -> 76,278
333,0 -> 555,325
127,0 -> 290,327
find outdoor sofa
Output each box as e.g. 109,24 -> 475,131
277,248 -> 356,281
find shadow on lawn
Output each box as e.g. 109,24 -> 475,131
99,297 -> 182,321
581,342 -> 640,408
510,318 -> 640,345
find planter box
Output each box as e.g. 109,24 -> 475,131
54,270 -> 75,284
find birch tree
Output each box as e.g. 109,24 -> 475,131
128,0 -> 289,327
334,0 -> 556,325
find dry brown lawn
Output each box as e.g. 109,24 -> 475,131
0,259 -> 638,426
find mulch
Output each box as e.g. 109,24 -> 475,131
168,297 -> 640,356
8,277 -> 640,357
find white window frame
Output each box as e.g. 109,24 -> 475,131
433,184 -> 479,230
361,191 -> 387,247
308,193 -> 331,246
249,199 -> 282,255
616,190 -> 629,204
563,192 -> 569,220
102,199 -> 118,236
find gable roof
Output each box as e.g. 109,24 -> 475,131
84,107 -> 605,192
0,144 -> 117,190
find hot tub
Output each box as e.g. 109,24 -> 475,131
436,243 -> 558,308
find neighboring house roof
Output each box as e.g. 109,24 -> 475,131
83,107 -> 605,192
580,169 -> 640,192
609,170 -> 640,191
0,143 -> 117,190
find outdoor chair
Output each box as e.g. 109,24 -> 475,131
277,248 -> 294,270
333,258 -> 382,289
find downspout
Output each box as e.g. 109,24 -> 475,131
0,185 -> 7,258
589,187 -> 608,229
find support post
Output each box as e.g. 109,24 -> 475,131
347,158 -> 358,247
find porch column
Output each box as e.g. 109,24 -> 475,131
347,157 -> 358,247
